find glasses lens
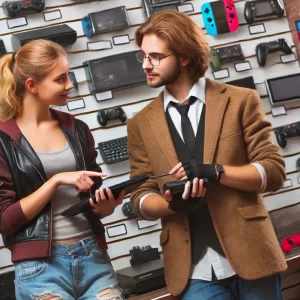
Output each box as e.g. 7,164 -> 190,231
136,52 -> 144,63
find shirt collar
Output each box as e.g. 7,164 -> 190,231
163,77 -> 206,112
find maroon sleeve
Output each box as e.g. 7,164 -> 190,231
82,122 -> 103,188
0,150 -> 28,236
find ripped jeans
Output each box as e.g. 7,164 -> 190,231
14,236 -> 123,300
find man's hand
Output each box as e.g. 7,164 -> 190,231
164,177 -> 207,202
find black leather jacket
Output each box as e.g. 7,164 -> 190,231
0,109 -> 107,262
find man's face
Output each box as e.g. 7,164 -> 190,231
140,34 -> 181,88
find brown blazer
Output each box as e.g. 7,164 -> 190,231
127,78 -> 287,296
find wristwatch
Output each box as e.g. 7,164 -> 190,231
216,164 -> 225,183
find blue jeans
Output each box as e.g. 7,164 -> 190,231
14,236 -> 122,300
182,271 -> 283,300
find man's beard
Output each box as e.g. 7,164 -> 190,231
147,59 -> 181,88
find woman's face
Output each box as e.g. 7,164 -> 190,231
34,55 -> 73,107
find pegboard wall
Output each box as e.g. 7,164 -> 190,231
1,0 -> 300,298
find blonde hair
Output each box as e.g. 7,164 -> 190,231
0,39 -> 67,121
135,10 -> 211,82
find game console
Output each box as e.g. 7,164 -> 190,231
11,24 -> 77,51
1,0 -> 45,17
201,0 -> 239,36
97,107 -> 127,126
256,39 -> 292,67
244,0 -> 284,24
83,50 -> 147,94
142,0 -> 185,18
274,121 -> 300,148
210,44 -> 244,71
226,76 -> 256,90
265,73 -> 300,106
82,6 -> 130,38
116,258 -> 165,294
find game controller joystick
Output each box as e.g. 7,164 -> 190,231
122,202 -> 137,219
244,0 -> 284,24
2,0 -> 45,18
256,39 -> 292,66
275,122 -> 300,148
282,234 -> 300,253
97,107 -> 127,127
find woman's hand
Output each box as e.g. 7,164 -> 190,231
53,170 -> 107,192
89,187 -> 125,218
169,162 -> 187,180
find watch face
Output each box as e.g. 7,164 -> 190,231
217,165 -> 224,173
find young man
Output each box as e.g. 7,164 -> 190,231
127,11 -> 287,300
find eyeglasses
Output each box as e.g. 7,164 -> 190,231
136,52 -> 174,66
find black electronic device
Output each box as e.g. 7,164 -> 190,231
274,121 -> 300,148
163,179 -> 210,205
83,51 -> 147,94
130,246 -> 160,266
116,258 -> 166,294
2,0 -> 45,18
210,44 -> 244,71
98,136 -> 129,164
11,24 -> 77,51
69,71 -> 78,90
0,270 -> 15,300
256,39 -> 292,66
244,0 -> 284,24
226,76 -> 256,90
92,6 -> 129,34
142,0 -> 185,17
0,39 -> 7,58
122,202 -> 137,219
265,73 -> 300,106
61,175 -> 149,217
97,107 -> 127,126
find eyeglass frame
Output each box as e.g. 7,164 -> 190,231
136,52 -> 175,66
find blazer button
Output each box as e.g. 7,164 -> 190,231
185,240 -> 189,244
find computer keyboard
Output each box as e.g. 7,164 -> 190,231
98,136 -> 129,164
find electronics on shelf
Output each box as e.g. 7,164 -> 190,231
98,136 -> 129,164
81,6 -> 130,38
265,73 -> 300,106
201,0 -> 239,36
11,24 -> 77,51
83,51 -> 147,94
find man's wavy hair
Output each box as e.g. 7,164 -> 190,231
135,10 -> 211,82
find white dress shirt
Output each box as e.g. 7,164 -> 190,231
139,77 -> 266,281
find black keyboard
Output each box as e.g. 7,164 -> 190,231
98,136 -> 129,164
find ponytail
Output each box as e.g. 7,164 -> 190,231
0,53 -> 21,121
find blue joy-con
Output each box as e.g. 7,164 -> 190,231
81,15 -> 94,38
201,2 -> 218,36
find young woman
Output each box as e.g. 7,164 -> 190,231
0,39 -> 124,300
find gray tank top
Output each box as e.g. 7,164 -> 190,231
36,141 -> 92,241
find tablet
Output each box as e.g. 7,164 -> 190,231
61,175 -> 149,217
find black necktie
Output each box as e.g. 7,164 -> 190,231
171,96 -> 197,153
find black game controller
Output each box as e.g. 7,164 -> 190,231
244,0 -> 284,24
97,107 -> 127,127
256,39 -> 292,66
2,0 -> 45,18
275,122 -> 300,148
122,202 -> 137,219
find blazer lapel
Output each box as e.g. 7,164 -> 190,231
146,93 -> 179,170
204,78 -> 230,164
